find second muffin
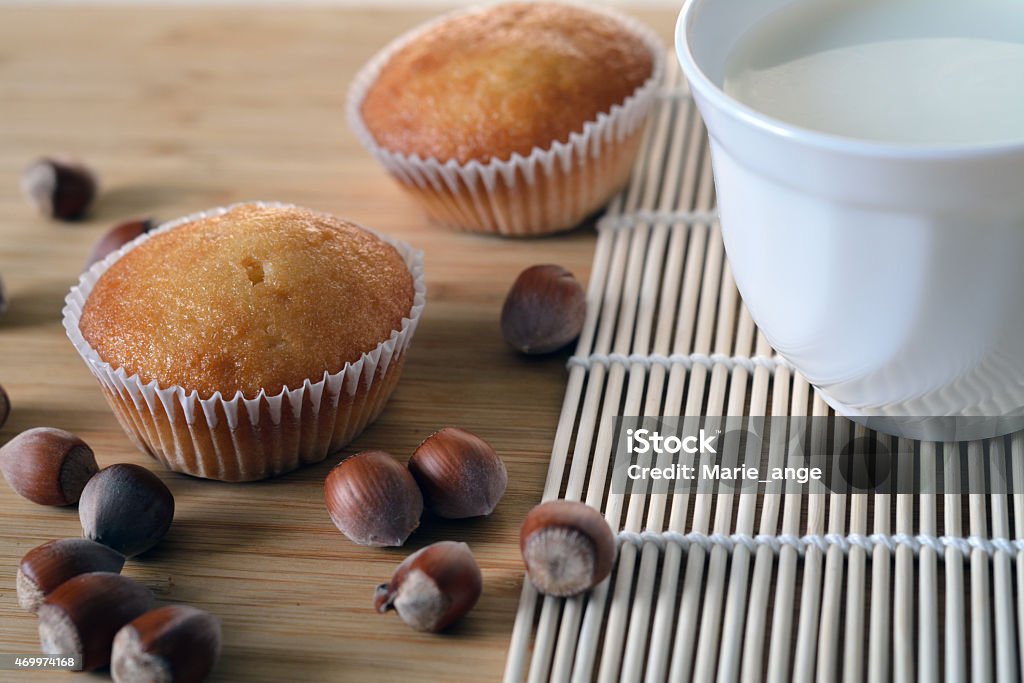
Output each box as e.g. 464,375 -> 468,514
64,202 -> 425,482
349,2 -> 664,237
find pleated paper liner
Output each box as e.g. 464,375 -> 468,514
346,2 -> 666,237
63,201 -> 426,482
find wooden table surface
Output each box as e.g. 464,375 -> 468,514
0,5 -> 676,682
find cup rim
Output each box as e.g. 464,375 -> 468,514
675,0 -> 1024,160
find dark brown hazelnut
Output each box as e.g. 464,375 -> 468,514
38,572 -> 155,671
21,157 -> 98,221
520,500 -> 616,597
501,264 -> 586,354
374,541 -> 482,632
79,464 -> 175,557
17,538 -> 125,613
409,427 -> 507,518
112,605 -> 222,683
0,384 -> 9,429
0,427 -> 98,506
324,450 -> 423,547
86,219 -> 155,268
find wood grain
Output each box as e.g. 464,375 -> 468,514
0,5 -> 676,682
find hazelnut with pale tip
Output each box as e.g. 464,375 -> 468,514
519,500 -> 617,597
409,427 -> 507,519
501,264 -> 586,354
21,157 -> 97,221
0,427 -> 98,506
79,463 -> 174,557
37,572 -> 155,671
17,538 -> 125,613
324,450 -> 423,547
111,605 -> 222,683
374,541 -> 482,633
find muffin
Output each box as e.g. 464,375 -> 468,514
348,2 -> 664,237
63,203 -> 425,482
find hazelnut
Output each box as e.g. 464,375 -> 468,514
0,274 -> 7,316
519,500 -> 616,597
21,157 -> 98,221
38,572 -> 155,671
17,538 -> 125,613
79,463 -> 175,557
409,427 -> 507,518
112,605 -> 222,683
0,384 -> 9,429
86,218 -> 155,268
374,541 -> 482,633
0,427 -> 98,506
324,450 -> 423,547
501,264 -> 586,354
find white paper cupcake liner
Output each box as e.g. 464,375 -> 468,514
62,201 -> 426,482
346,1 -> 666,237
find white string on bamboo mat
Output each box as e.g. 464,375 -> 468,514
567,351 -> 793,374
596,209 -> 720,232
617,529 -> 1024,560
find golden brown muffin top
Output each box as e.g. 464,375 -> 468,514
79,205 -> 415,399
360,2 -> 654,164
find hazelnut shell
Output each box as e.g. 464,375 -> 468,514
111,605 -> 222,683
409,427 -> 507,518
79,463 -> 175,557
519,500 -> 617,597
21,157 -> 98,221
0,384 -> 9,429
87,219 -> 154,268
17,538 -> 125,612
0,427 -> 98,506
501,264 -> 586,354
38,572 -> 155,671
374,541 -> 482,632
324,450 -> 423,547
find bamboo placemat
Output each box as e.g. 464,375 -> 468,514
502,59 -> 1024,682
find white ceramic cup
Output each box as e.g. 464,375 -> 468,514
675,0 -> 1024,440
